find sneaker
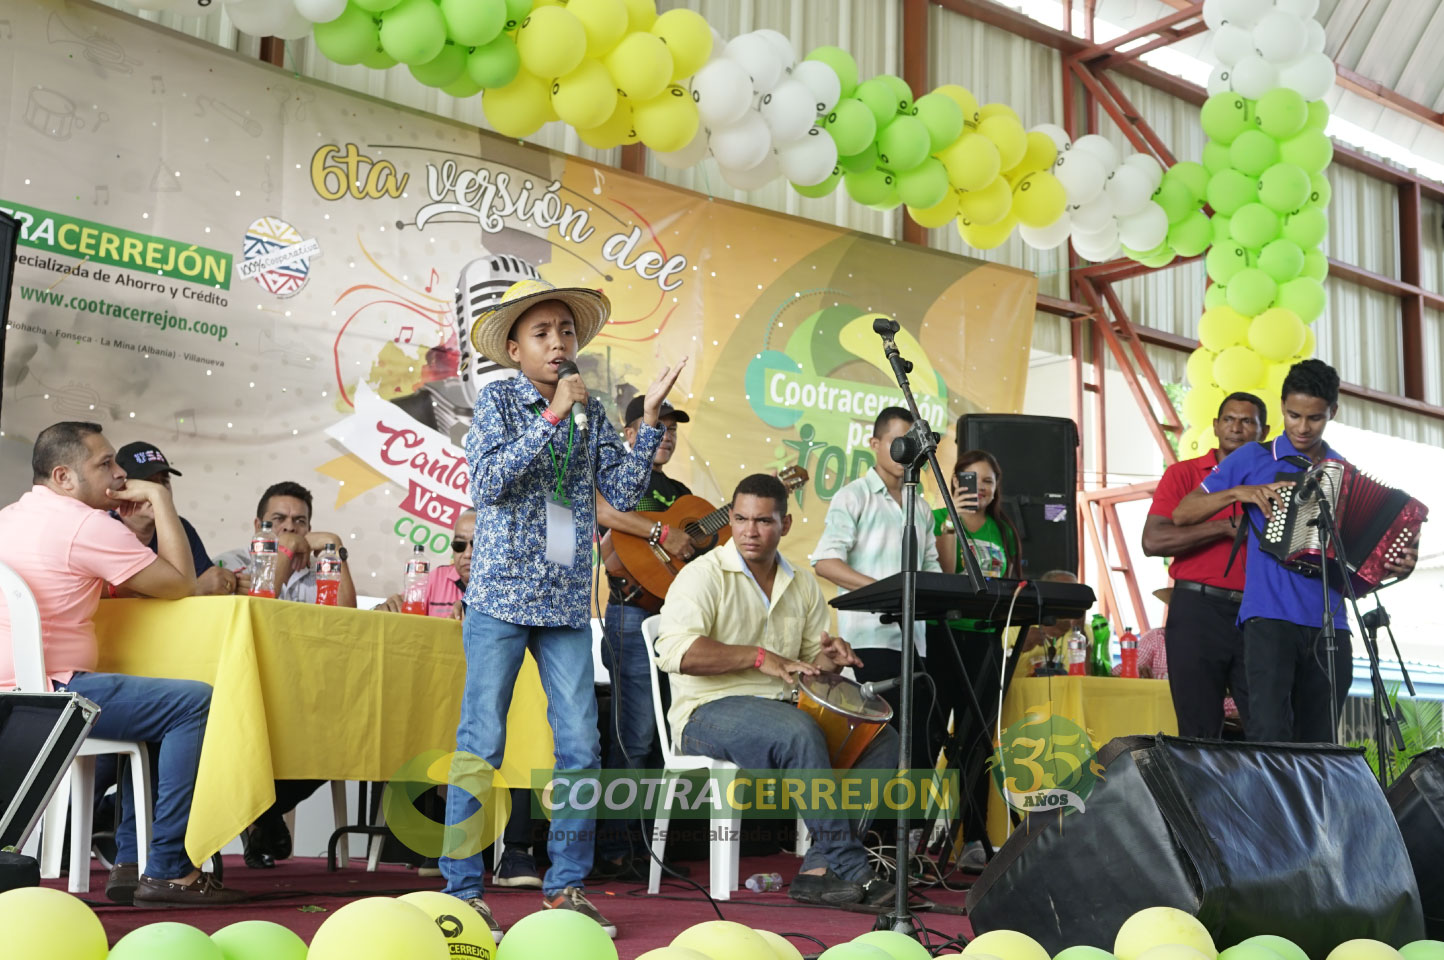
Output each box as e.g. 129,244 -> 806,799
788,869 -> 863,905
543,886 -> 617,938
133,872 -> 248,907
417,857 -> 442,879
493,851 -> 542,889
461,897 -> 503,944
106,863 -> 138,905
959,840 -> 988,873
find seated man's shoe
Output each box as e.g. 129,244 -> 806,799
241,828 -> 275,869
133,872 -> 248,906
417,857 -> 442,879
616,853 -> 691,883
543,886 -> 617,938
105,863 -> 139,905
258,810 -> 293,861
461,897 -> 503,944
788,869 -> 863,905
860,874 -> 899,907
588,854 -> 629,882
959,839 -> 988,873
493,851 -> 542,889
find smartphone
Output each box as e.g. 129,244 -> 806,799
957,471 -> 979,511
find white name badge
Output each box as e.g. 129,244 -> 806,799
545,497 -> 576,567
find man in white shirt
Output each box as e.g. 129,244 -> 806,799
213,481 -> 355,607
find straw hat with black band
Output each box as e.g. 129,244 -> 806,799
469,277 -> 610,369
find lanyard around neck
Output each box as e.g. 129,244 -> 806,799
534,403 -> 575,505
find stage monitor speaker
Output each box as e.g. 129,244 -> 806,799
1388,747 -> 1444,938
955,414 -> 1078,577
966,735 -> 1424,957
0,691 -> 99,856
0,211 -> 16,428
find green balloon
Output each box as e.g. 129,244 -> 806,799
466,34 -> 520,88
912,93 -> 963,152
806,46 -> 859,99
111,923 -> 223,960
1279,129 -> 1333,174
793,167 -> 842,199
1203,141 -> 1232,176
1227,267 -> 1278,316
379,0 -> 447,65
1282,206 -> 1328,248
854,78 -> 898,131
1055,949 -> 1120,960
845,166 -> 899,207
1302,247 -> 1328,282
1205,282 -> 1229,309
1169,210 -> 1212,257
878,115 -> 931,171
1219,944 -> 1287,960
211,921 -> 308,960
1154,178 -> 1196,224
879,74 -> 915,118
1231,202 -> 1282,248
1304,99 -> 1330,132
1168,161 -> 1210,205
501,0 -> 532,32
1308,171 -> 1332,208
1259,238 -> 1305,283
838,143 -> 879,174
854,931 -> 934,960
360,46 -> 397,69
823,99 -> 878,158
442,72 -> 483,98
353,0 -> 401,12
1258,162 -> 1311,214
896,157 -> 949,209
1399,942 -> 1444,960
440,0 -> 505,45
1206,169 -> 1259,216
1277,276 -> 1326,323
1238,935 -> 1310,960
1201,91 -> 1251,145
314,4 -> 381,65
1254,88 -> 1308,140
1211,213 -> 1233,248
409,42 -> 467,87
1206,243 -> 1251,285
1229,129 -> 1281,177
1141,244 -> 1177,268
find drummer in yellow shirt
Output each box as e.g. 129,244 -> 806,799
653,474 -> 898,908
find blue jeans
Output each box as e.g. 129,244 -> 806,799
441,610 -> 601,899
680,695 -> 899,884
56,672 -> 212,881
596,603 -> 660,862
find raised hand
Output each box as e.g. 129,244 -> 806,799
642,357 -> 689,426
818,631 -> 863,669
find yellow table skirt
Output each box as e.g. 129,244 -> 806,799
94,596 -> 554,867
985,676 -> 1177,847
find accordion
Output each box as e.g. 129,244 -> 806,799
1259,460 -> 1427,596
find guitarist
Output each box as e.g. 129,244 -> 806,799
593,395 -> 695,879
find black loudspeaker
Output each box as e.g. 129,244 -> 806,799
967,736 -> 1425,957
955,414 -> 1078,577
1388,748 -> 1444,938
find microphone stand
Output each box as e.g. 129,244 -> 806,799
871,317 -> 986,938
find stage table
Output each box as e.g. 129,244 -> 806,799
93,596 -> 554,867
985,675 -> 1177,847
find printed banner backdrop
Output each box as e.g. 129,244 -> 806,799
1,0 -> 1037,588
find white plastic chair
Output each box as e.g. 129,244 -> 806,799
0,559 -> 153,892
642,616 -> 743,900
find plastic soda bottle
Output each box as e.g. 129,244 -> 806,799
248,521 -> 277,599
315,543 -> 341,606
1119,628 -> 1140,678
401,544 -> 429,615
1067,627 -> 1089,677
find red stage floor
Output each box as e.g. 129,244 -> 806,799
48,854 -> 975,958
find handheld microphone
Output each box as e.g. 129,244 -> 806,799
860,676 -> 901,699
555,359 -> 588,431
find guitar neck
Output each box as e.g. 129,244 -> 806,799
691,504 -> 731,538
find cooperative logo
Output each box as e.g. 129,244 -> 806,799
239,216 -> 319,297
991,706 -> 1103,815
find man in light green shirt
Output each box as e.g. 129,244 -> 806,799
654,474 -> 897,907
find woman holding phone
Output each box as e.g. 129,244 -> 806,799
929,450 -> 1022,872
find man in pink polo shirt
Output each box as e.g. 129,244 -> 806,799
0,421 -> 243,906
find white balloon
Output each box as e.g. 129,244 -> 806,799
1253,11 -> 1306,64
1053,150 -> 1107,206
1211,23 -> 1254,68
709,112 -> 773,171
1072,219 -> 1120,261
1075,237 -> 1122,263
752,28 -> 798,71
1031,123 -> 1070,151
790,60 -> 842,115
1231,55 -> 1280,99
1302,18 -> 1326,54
1118,202 -> 1168,251
725,34 -> 785,95
719,151 -> 781,191
1069,193 -> 1115,234
1020,212 -> 1072,250
1122,153 -> 1164,193
760,80 -> 818,144
1105,164 -> 1153,218
1275,0 -> 1319,18
656,129 -> 710,169
227,0 -> 307,37
294,0 -> 348,23
1203,0 -> 1262,30
131,0 -> 186,11
690,58 -> 753,127
1070,134 -> 1119,173
1280,52 -> 1336,101
1206,64 -> 1234,97
779,126 -> 839,186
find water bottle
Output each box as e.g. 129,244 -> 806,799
401,544 -> 429,615
315,542 -> 341,606
1067,627 -> 1088,677
744,872 -> 783,893
248,521 -> 277,598
1119,628 -> 1140,678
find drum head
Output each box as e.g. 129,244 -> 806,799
797,672 -> 893,722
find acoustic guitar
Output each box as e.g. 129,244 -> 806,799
600,466 -> 810,612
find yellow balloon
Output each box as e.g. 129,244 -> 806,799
957,177 -> 1012,226
397,891 -> 496,960
1178,423 -> 1218,458
755,929 -> 807,960
906,190 -> 960,229
672,921 -> 773,960
634,84 -> 700,152
568,0 -> 628,58
605,31 -> 673,100
1182,383 -> 1225,428
1185,346 -> 1219,388
1114,908 -> 1218,960
637,949 -> 714,960
310,898 -> 449,960
978,101 -> 1022,126
550,58 -> 618,129
1008,130 -> 1058,176
1197,305 -> 1250,352
939,131 -> 1001,191
933,84 -> 981,127
1214,345 -> 1266,393
957,211 -> 1017,250
1292,323 -> 1316,361
483,70 -> 554,138
1326,942 -> 1404,960
964,930 -> 1051,960
1012,170 -> 1067,227
651,7 -> 712,81
978,114 -> 1027,171
578,98 -> 638,149
622,0 -> 657,32
0,888 -> 107,960
1247,307 -> 1305,362
515,6 -> 586,79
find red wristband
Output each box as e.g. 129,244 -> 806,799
753,646 -> 766,669
660,524 -> 670,543
541,408 -> 562,426
277,544 -> 294,562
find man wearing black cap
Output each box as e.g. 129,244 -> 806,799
113,441 -> 236,596
592,397 -> 694,879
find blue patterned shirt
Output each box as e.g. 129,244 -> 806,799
464,372 -> 662,628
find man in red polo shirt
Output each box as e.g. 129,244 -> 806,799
1142,392 -> 1265,738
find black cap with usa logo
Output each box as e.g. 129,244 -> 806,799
115,441 -> 183,480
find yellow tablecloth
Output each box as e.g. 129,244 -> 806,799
93,596 -> 554,866
985,676 -> 1177,846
